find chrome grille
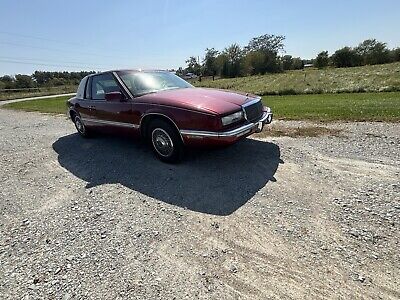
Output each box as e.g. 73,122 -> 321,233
243,99 -> 263,122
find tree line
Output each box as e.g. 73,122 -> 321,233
0,71 -> 95,90
178,35 -> 400,78
176,34 -> 302,78
314,39 -> 400,69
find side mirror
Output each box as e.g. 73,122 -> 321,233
105,91 -> 125,102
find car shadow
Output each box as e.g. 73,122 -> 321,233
52,134 -> 282,216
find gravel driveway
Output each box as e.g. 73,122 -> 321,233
0,109 -> 399,299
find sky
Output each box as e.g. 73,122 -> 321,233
0,0 -> 399,75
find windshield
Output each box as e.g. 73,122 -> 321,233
117,71 -> 193,96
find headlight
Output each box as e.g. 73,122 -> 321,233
221,111 -> 244,126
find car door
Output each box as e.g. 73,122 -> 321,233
86,73 -> 136,131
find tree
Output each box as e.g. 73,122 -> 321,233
222,43 -> 243,77
245,34 -> 285,54
32,70 -> 94,86
0,75 -> 13,83
0,75 -> 15,89
15,74 -> 35,88
282,55 -> 293,70
391,48 -> 400,62
292,57 -> 304,70
356,39 -> 390,65
331,47 -> 362,68
243,51 -> 267,75
184,56 -> 201,75
32,71 -> 48,85
242,34 -> 285,75
175,67 -> 184,76
314,51 -> 329,68
244,50 -> 281,75
215,54 -> 229,77
202,48 -> 219,76
281,56 -> 304,70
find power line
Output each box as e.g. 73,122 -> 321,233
0,55 -> 118,68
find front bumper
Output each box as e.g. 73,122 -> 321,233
180,107 -> 273,144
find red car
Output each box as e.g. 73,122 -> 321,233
67,70 -> 273,162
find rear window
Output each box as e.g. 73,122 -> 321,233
76,77 -> 88,99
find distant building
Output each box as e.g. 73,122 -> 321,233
304,64 -> 313,68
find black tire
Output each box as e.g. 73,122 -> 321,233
73,115 -> 91,138
148,119 -> 183,163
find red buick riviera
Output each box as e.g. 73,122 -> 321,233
67,70 -> 273,162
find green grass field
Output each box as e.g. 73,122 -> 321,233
3,95 -> 71,114
0,86 -> 77,101
263,92 -> 400,122
3,92 -> 399,122
194,62 -> 400,95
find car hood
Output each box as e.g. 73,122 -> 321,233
137,88 -> 259,115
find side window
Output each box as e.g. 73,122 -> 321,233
91,73 -> 121,100
76,77 -> 88,99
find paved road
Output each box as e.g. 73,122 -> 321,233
0,109 -> 399,299
0,93 -> 75,106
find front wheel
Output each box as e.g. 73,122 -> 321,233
149,119 -> 183,163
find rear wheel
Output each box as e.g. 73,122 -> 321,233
148,119 -> 183,163
74,115 -> 90,138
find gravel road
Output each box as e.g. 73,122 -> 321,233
0,109 -> 399,299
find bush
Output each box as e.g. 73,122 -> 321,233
278,89 -> 297,95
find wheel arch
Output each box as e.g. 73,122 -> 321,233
140,113 -> 184,143
68,108 -> 78,121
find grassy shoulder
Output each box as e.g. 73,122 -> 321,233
194,62 -> 400,95
263,92 -> 400,122
0,86 -> 77,101
2,95 -> 71,114
2,92 -> 399,122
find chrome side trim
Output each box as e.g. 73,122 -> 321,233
180,109 -> 272,138
82,118 -> 139,129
